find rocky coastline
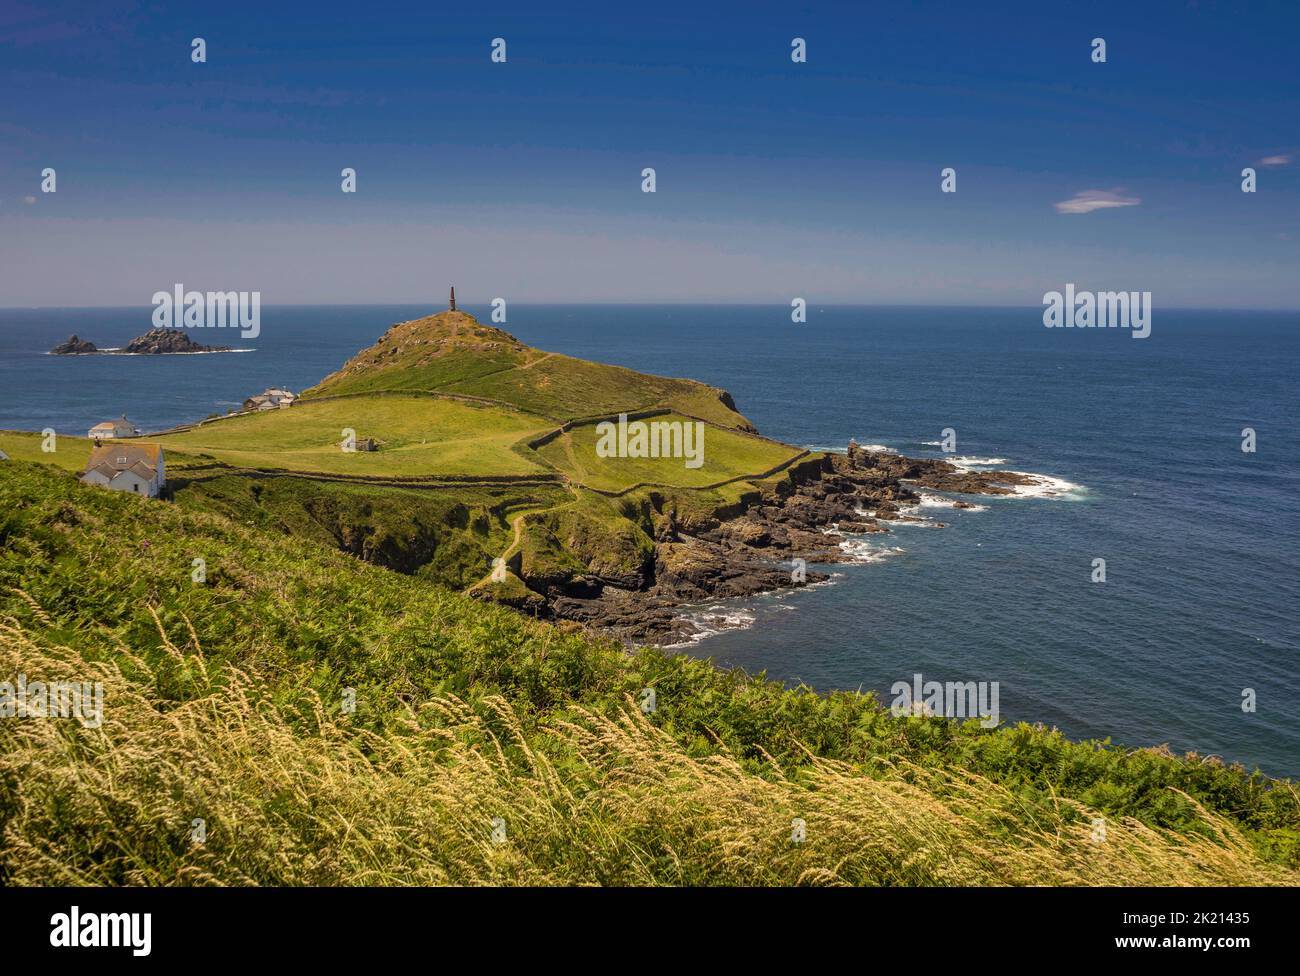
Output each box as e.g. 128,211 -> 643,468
538,448 -> 1043,646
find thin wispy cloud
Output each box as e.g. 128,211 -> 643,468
1259,154 -> 1292,167
1054,189 -> 1141,215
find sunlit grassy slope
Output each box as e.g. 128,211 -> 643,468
150,312 -> 781,491
2,461 -> 1298,886
304,311 -> 755,430
536,414 -> 803,492
155,395 -> 552,477
128,311 -> 807,603
9,308 -> 1297,886
442,353 -> 753,429
0,430 -> 92,472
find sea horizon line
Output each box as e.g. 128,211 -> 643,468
3,301 -> 1299,314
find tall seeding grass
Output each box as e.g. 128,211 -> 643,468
2,460 -> 1298,885
2,613 -> 1294,886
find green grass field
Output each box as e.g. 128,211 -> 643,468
171,473 -> 575,589
2,459 -> 1297,885
154,396 -> 553,477
443,353 -> 752,429
308,347 -> 536,398
8,315 -> 823,648
306,311 -> 755,430
8,307 -> 1299,886
301,311 -> 539,399
535,414 -> 802,492
0,430 -> 95,472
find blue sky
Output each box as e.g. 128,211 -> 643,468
1,0 -> 1297,307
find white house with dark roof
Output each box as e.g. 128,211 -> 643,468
81,444 -> 165,497
243,388 -> 297,411
87,416 -> 139,441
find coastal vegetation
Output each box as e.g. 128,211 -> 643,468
1,460 -> 1297,885
535,412 -> 799,493
155,395 -> 553,478
0,431 -> 92,473
137,311 -> 822,635
300,310 -> 751,431
6,308 -> 1296,886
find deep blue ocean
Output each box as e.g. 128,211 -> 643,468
2,304 -> 1296,776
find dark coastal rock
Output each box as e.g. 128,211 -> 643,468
490,446 -> 1044,646
837,520 -> 886,534
851,448 -> 1037,496
49,335 -> 98,355
915,468 -> 1049,495
50,329 -> 234,355
552,588 -> 702,645
715,520 -> 773,548
551,536 -> 831,646
122,329 -> 232,354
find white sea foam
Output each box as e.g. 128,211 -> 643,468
929,452 -> 1086,501
946,455 -> 1008,469
804,442 -> 896,455
664,606 -> 758,647
67,348 -> 256,356
996,471 -> 1087,499
853,502 -> 947,526
880,513 -> 942,528
836,539 -> 906,563
823,524 -> 913,553
664,578 -> 838,647
807,573 -> 843,587
916,492 -> 988,513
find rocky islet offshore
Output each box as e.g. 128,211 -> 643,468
50,329 -> 233,355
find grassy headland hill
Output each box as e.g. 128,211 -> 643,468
1,459 -> 1297,885
302,310 -> 753,430
139,311 -> 820,634
26,308 -> 1200,643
